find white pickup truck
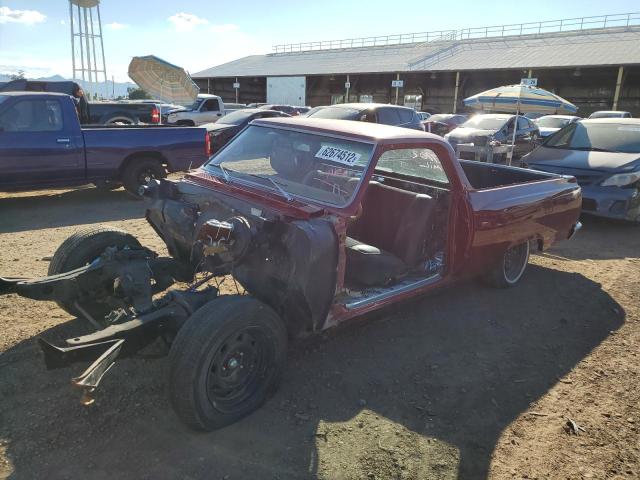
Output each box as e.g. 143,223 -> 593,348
166,94 -> 226,126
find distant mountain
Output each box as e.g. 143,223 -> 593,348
0,73 -> 137,99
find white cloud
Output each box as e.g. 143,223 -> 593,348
210,23 -> 239,34
106,22 -> 128,30
0,6 -> 46,25
168,12 -> 208,32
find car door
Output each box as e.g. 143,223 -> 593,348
517,117 -> 537,153
199,98 -> 223,125
0,97 -> 84,188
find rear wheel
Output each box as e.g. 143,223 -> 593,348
121,157 -> 166,196
48,226 -> 142,325
168,295 -> 287,431
484,241 -> 530,288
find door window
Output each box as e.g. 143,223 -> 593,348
377,108 -> 402,126
517,117 -> 530,130
397,108 -> 416,125
0,99 -> 63,132
203,99 -> 221,111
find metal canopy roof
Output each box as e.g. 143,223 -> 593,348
193,26 -> 640,79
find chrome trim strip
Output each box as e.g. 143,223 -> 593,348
344,274 -> 441,310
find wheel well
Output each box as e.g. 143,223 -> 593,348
118,152 -> 169,177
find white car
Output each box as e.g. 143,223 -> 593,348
166,94 -> 226,126
534,115 -> 581,138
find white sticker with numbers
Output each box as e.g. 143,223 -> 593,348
315,145 -> 362,166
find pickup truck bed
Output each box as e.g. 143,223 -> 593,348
0,92 -> 210,194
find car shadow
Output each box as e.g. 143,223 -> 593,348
0,187 -> 145,234
540,214 -> 640,262
0,265 -> 624,479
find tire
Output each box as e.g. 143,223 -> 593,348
121,157 -> 166,196
168,295 -> 287,431
48,226 -> 142,324
484,241 -> 530,288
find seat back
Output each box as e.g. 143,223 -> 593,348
348,182 -> 435,267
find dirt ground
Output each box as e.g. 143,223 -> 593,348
0,185 -> 638,480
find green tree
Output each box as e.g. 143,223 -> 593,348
127,87 -> 151,100
9,70 -> 25,80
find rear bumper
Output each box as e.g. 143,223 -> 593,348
580,185 -> 640,223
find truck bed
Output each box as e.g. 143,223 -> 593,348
460,160 -> 554,190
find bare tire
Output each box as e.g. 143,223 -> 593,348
484,241 -> 530,288
168,295 -> 287,431
48,226 -> 142,324
121,157 -> 166,196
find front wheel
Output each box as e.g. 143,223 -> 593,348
484,241 -> 530,288
168,295 -> 287,431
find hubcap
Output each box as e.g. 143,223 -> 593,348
503,243 -> 529,283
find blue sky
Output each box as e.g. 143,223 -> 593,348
0,0 -> 638,82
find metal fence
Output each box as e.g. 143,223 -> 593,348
272,12 -> 640,54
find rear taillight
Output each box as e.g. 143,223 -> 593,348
205,132 -> 212,156
151,107 -> 160,124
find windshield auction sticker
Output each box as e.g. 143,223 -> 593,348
315,145 -> 362,166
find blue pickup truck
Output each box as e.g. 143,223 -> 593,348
0,92 -> 210,195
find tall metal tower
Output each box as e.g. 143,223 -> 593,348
69,0 -> 108,98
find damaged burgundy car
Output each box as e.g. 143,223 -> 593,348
0,117 -> 583,431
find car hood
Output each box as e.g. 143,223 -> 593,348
538,127 -> 560,137
203,123 -> 236,132
526,147 -> 640,172
448,127 -> 497,139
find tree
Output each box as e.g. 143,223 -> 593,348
127,87 -> 151,100
9,70 -> 25,80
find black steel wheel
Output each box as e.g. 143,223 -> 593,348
121,157 -> 166,196
484,241 -> 530,288
48,226 -> 142,326
168,295 -> 287,431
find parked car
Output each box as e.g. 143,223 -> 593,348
133,99 -> 186,117
294,106 -> 311,115
588,110 -> 632,119
416,111 -> 432,121
422,113 -> 468,136
445,113 -> 540,158
246,102 -> 268,108
523,112 -> 546,120
0,92 -> 210,194
165,94 -> 226,126
534,115 -> 581,138
0,79 -> 162,125
204,108 -> 289,153
524,118 -> 640,223
224,103 -> 248,112
306,103 -> 424,130
2,117 -> 582,431
258,104 -> 301,116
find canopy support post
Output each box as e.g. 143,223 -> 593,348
612,66 -> 624,110
453,72 -> 460,113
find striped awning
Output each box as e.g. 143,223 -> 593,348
463,84 -> 578,114
128,55 -> 199,105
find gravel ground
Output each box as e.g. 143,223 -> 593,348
0,185 -> 638,480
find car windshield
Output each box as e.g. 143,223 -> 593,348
188,98 -> 204,110
307,106 -> 361,120
537,117 -> 572,128
219,110 -> 255,126
544,122 -> 640,153
204,125 -> 374,207
461,116 -> 509,130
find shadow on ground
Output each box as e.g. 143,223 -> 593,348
0,265 -> 624,479
0,187 -> 144,234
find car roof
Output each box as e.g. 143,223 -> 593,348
538,115 -> 581,119
325,103 -> 415,112
469,113 -> 513,119
590,110 -> 630,114
580,118 -> 640,125
0,91 -> 69,97
250,117 -> 442,143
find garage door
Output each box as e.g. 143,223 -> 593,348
267,76 -> 306,105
